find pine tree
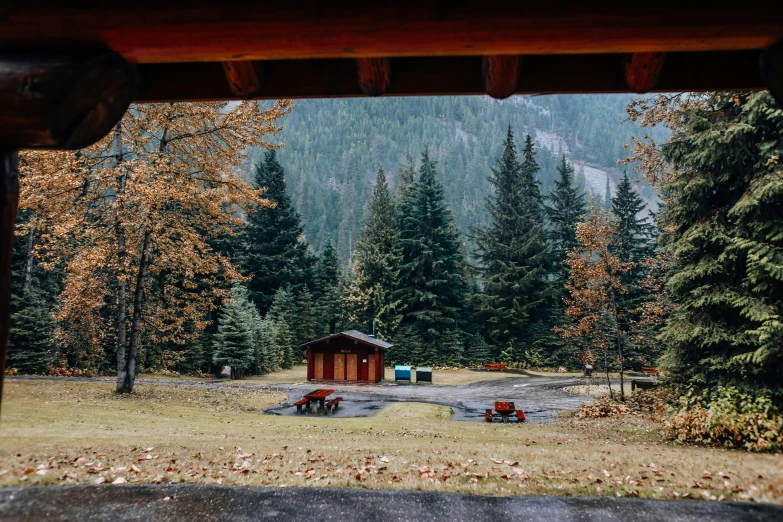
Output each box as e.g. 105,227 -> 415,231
604,174 -> 612,209
354,166 -> 403,339
657,92 -> 783,396
267,287 -> 297,368
546,155 -> 587,284
243,150 -> 313,313
212,285 -> 256,379
473,129 -> 549,358
7,287 -> 55,373
612,172 -> 654,266
396,151 -> 467,365
312,243 -> 341,336
294,289 -> 318,346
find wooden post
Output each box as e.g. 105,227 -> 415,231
0,52 -> 137,149
482,55 -> 521,99
356,58 -> 391,96
625,52 -> 666,93
222,61 -> 264,98
761,40 -> 783,107
0,150 -> 19,416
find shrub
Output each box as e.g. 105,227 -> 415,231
665,386 -> 783,452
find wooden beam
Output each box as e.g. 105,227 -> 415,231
0,52 -> 137,149
625,52 -> 666,93
483,55 -> 521,99
0,149 -> 18,417
1,4 -> 782,63
761,40 -> 783,106
356,58 -> 391,96
136,51 -> 765,102
221,60 -> 263,98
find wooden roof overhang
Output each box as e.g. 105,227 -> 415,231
1,3 -> 783,106
301,331 -> 393,351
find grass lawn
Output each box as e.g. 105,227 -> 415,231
1,380 -> 781,504
243,366 -> 523,386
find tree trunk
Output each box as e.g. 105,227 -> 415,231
22,226 -> 35,294
112,122 -> 131,394
118,227 -> 151,393
604,347 -> 614,401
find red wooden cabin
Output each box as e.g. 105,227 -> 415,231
302,330 -> 390,383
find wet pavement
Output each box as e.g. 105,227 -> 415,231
1,485 -> 780,522
262,373 -> 590,422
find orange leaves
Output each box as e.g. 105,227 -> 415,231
18,100 -> 292,354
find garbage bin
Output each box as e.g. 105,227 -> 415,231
584,364 -> 593,377
395,365 -> 412,382
416,366 -> 432,383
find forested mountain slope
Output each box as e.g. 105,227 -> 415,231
250,95 -> 665,263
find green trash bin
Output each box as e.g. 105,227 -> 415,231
416,367 -> 432,383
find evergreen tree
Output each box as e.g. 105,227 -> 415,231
7,287 -> 55,373
396,151 -> 467,365
294,289 -> 318,346
212,285 -> 256,379
243,150 -> 313,313
267,287 -> 297,368
546,155 -> 587,284
312,243 -> 342,336
354,166 -> 403,338
604,174 -> 612,209
473,129 -> 549,358
612,172 -> 654,266
659,92 -> 783,397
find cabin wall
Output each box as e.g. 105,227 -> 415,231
306,337 -> 385,382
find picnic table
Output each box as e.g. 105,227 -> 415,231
303,389 -> 334,413
494,401 -> 517,424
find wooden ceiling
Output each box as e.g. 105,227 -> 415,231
2,3 -> 783,100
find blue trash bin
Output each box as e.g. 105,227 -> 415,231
395,365 -> 412,382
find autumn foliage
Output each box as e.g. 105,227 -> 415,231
19,100 -> 293,392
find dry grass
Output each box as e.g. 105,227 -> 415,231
1,380 -> 782,504
242,366 -> 523,386
564,384 -> 635,398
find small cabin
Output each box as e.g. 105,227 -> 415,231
302,330 -> 391,383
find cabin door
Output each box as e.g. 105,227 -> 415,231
347,354 -> 358,381
334,353 -> 345,380
368,354 -> 376,382
314,353 -> 324,380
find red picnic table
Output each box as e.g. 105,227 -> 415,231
303,389 -> 334,412
486,401 -> 524,423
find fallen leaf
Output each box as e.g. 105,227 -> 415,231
112,477 -> 127,485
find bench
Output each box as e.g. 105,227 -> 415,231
485,409 -> 494,422
515,410 -> 526,422
641,366 -> 659,376
325,397 -> 343,413
632,380 -> 658,391
484,363 -> 508,371
294,398 -> 310,413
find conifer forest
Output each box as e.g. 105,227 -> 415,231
8,92 -> 783,426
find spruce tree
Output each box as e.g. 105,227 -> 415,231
212,285 -> 256,379
294,289 -> 318,346
7,287 -> 55,373
612,172 -> 654,266
267,287 -> 297,368
354,166 -> 403,338
546,155 -> 587,284
604,174 -> 612,209
659,92 -> 783,397
243,150 -> 313,313
312,243 -> 342,336
396,151 -> 467,365
473,129 -> 549,358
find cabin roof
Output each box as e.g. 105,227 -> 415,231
302,330 -> 394,350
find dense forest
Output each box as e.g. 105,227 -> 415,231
7,92 -> 783,451
251,95 -> 664,264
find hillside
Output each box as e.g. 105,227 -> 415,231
250,95 -> 666,264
